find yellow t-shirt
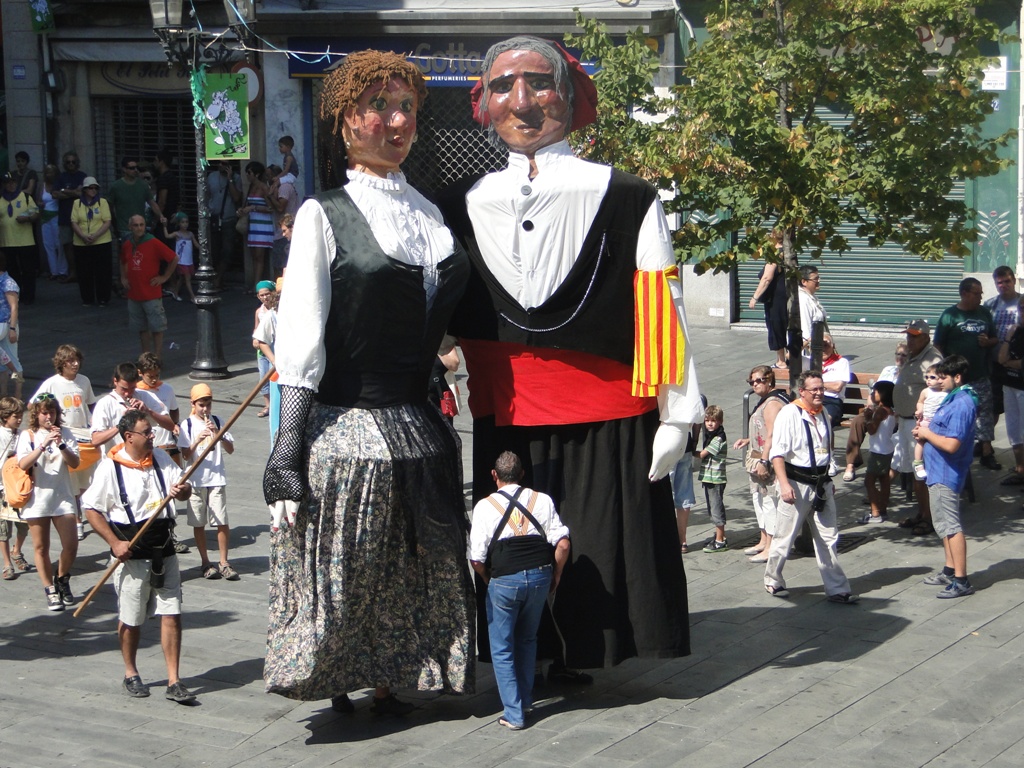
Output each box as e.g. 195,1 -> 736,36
71,198 -> 113,246
0,193 -> 38,249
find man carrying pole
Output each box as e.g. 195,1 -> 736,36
82,409 -> 193,702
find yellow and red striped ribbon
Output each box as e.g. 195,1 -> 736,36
633,266 -> 686,397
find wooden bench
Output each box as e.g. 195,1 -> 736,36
838,371 -> 880,428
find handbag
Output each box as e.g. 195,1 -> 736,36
2,454 -> 33,510
235,212 -> 249,236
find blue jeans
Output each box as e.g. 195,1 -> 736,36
486,565 -> 552,727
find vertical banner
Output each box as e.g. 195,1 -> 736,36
30,0 -> 56,33
202,72 -> 250,160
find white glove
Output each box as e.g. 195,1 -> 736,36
648,422 -> 690,481
269,499 -> 299,532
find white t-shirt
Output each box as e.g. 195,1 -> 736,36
868,412 -> 897,455
253,308 -> 277,349
137,382 -> 179,448
174,236 -> 194,267
81,450 -> 183,525
176,414 -> 232,487
32,374 -> 97,441
16,427 -> 79,518
467,484 -> 569,563
822,356 -> 851,401
90,390 -> 170,451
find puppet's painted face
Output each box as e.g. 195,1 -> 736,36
486,50 -> 570,156
343,77 -> 418,177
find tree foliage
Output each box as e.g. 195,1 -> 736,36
567,1 -> 1015,275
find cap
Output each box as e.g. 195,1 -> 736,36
82,176 -> 99,188
1,172 -> 15,182
905,319 -> 930,336
190,383 -> 213,402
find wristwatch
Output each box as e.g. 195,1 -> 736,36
758,459 -> 770,468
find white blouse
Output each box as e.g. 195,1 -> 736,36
275,170 -> 456,391
465,141 -> 702,427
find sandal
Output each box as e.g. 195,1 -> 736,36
257,408 -> 269,418
2,566 -> 16,581
202,564 -> 222,580
898,515 -> 923,529
680,543 -> 688,554
765,585 -> 789,598
12,554 -> 30,571
912,520 -> 935,536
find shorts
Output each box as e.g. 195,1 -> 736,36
865,451 -> 893,475
176,264 -> 195,277
0,517 -> 28,540
186,485 -> 228,527
703,482 -> 727,527
928,483 -> 963,539
127,298 -> 168,334
113,554 -> 182,626
669,453 -> 696,509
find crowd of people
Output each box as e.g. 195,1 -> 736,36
3,35 -> 1021,737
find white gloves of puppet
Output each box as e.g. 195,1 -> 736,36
269,500 -> 299,532
648,422 -> 689,482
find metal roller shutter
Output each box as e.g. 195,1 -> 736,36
92,97 -> 198,222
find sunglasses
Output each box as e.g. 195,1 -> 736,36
36,392 -> 57,402
924,375 -> 942,381
747,377 -> 769,386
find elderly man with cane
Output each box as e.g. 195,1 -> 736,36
82,409 -> 193,702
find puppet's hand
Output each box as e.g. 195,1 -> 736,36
269,500 -> 299,532
263,385 -> 313,505
648,423 -> 689,481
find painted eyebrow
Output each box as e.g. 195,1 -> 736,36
488,71 -> 556,86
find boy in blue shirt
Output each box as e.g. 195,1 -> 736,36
914,354 -> 977,598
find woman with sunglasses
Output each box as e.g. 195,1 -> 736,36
70,177 -> 113,306
734,365 -> 788,563
16,395 -> 80,612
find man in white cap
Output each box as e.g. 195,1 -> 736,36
893,319 -> 943,532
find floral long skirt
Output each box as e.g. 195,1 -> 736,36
265,402 -> 475,700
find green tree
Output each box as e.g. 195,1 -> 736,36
568,1 -> 1014,378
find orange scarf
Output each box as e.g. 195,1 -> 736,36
108,442 -> 154,469
794,399 -> 824,417
136,379 -> 162,391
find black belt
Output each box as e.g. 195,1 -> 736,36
784,462 -> 831,486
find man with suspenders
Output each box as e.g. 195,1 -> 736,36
468,451 -> 570,730
83,409 -> 193,702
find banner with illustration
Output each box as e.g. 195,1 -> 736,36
202,73 -> 249,160
30,0 -> 56,33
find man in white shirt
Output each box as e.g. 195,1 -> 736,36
82,409 -> 193,702
468,451 -> 569,730
767,371 -> 858,603
444,36 -> 702,673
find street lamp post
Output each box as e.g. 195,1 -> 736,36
149,0 -> 255,380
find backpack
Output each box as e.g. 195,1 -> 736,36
1,437 -> 34,509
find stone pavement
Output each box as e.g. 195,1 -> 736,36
2,280 -> 1024,768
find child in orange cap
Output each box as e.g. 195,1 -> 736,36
177,383 -> 236,580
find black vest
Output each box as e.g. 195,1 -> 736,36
446,169 -> 657,366
314,188 -> 469,408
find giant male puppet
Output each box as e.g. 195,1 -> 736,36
444,37 -> 703,669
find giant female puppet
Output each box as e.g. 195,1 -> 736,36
443,37 -> 703,670
263,50 -> 475,713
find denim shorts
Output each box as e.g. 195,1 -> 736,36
670,453 -> 696,509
